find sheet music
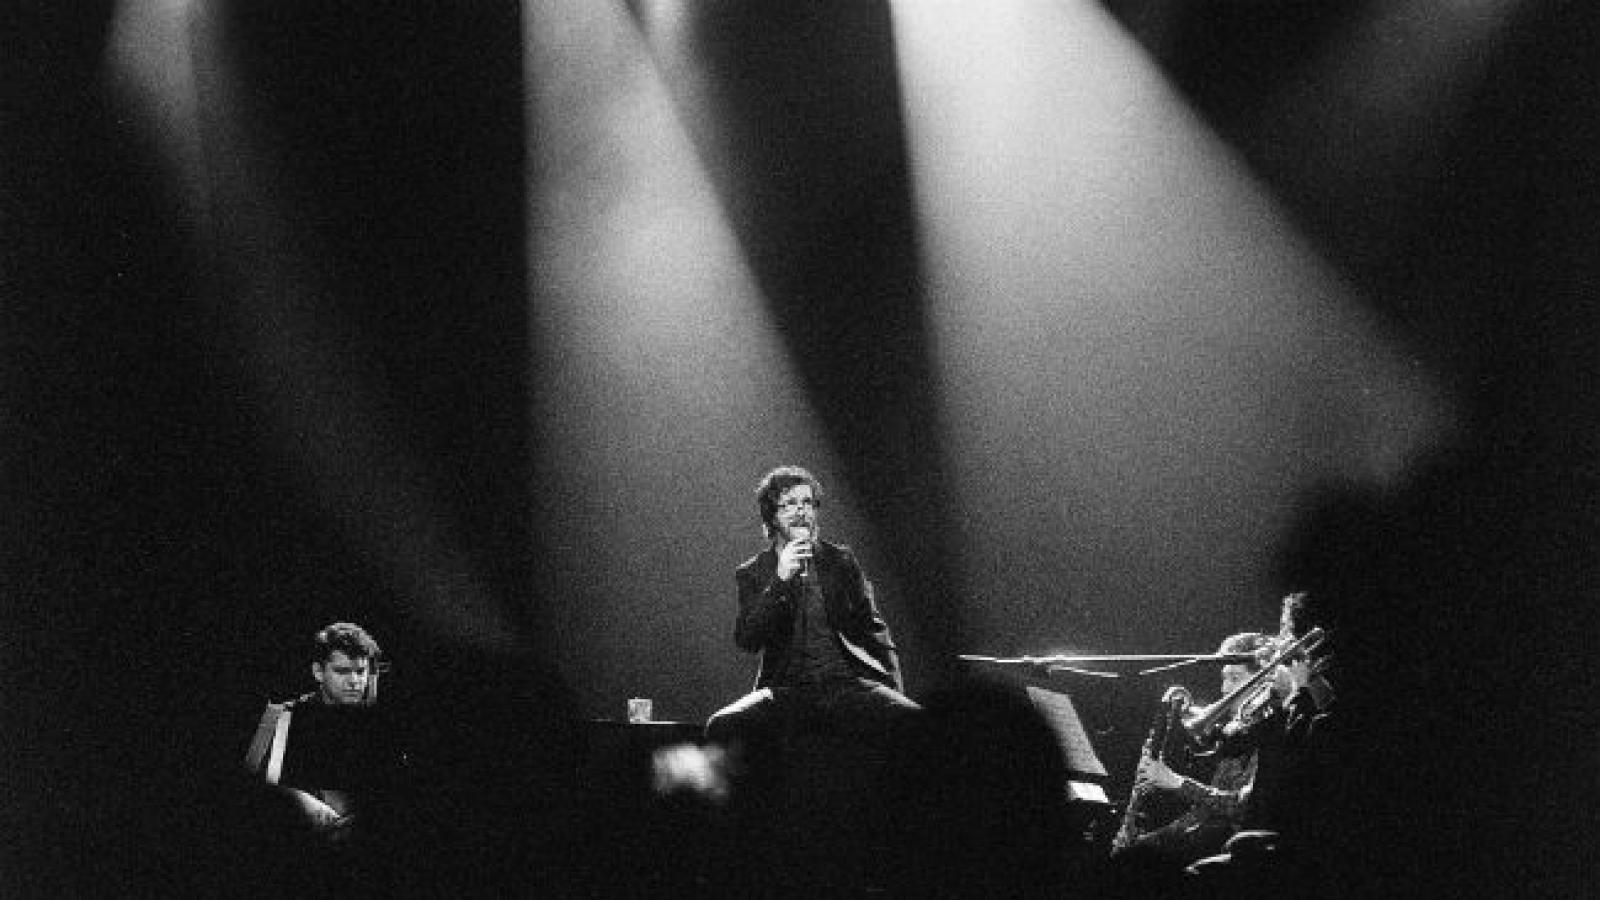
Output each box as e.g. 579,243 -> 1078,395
1024,685 -> 1108,780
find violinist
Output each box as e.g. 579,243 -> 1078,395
1127,631 -> 1276,863
1225,591 -> 1335,835
1185,591 -> 1340,891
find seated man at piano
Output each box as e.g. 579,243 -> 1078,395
1120,630 -> 1276,863
243,621 -> 408,841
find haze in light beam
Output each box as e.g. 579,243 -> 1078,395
521,0 -> 852,715
891,0 -> 1453,652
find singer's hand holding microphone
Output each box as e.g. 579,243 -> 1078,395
776,527 -> 814,582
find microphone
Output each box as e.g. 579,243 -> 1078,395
791,526 -> 813,581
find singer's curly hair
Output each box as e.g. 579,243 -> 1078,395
312,621 -> 381,664
756,465 -> 823,538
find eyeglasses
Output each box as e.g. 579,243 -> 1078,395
776,497 -> 818,511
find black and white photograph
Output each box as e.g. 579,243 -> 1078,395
5,2 -> 1595,897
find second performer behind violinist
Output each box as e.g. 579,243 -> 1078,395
1123,631 -> 1277,863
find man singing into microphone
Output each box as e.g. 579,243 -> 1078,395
705,466 -> 918,755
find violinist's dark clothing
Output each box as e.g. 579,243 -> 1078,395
1185,685 -> 1343,896
1223,687 -> 1332,837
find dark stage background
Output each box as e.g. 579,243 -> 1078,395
5,1 -> 1596,897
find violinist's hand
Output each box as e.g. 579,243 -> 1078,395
1135,755 -> 1183,791
1270,663 -> 1296,700
1284,657 -> 1313,695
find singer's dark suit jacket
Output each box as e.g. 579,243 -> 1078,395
734,540 -> 903,693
